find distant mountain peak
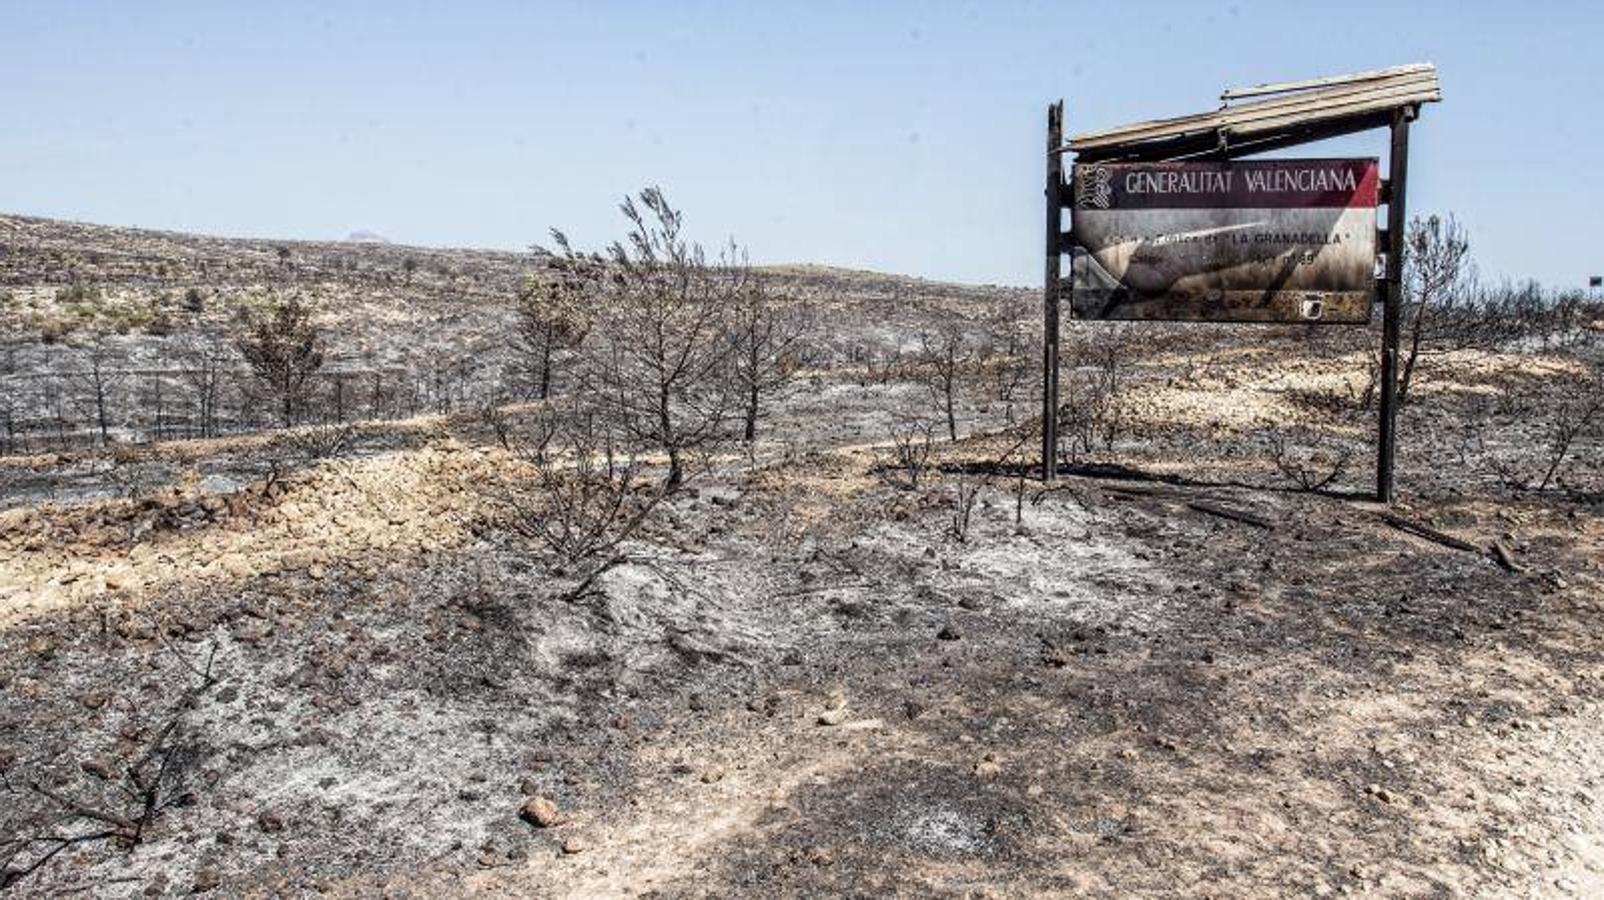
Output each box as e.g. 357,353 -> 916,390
345,230 -> 391,244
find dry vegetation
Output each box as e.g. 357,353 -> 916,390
2,205 -> 1603,897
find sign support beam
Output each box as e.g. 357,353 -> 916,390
1376,107 -> 1411,504
1042,100 -> 1064,481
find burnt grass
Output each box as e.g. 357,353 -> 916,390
2,215 -> 1604,897
6,452 -> 1601,896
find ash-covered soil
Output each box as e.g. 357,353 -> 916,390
5,424 -> 1603,897
3,214 -> 1604,898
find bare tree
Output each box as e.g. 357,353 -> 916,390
512,241 -> 595,400
948,475 -> 983,543
980,295 -> 1036,424
2,640 -> 217,890
235,294 -> 325,428
1398,214 -> 1472,406
67,337 -> 122,447
174,331 -> 233,439
918,320 -> 969,442
1269,431 -> 1354,492
581,187 -> 737,489
514,404 -> 666,566
729,275 -> 809,443
878,415 -> 935,490
1469,371 -> 1604,493
1057,323 -> 1143,462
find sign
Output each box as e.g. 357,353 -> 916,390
1069,158 -> 1379,323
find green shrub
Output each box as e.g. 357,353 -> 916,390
54,283 -> 103,305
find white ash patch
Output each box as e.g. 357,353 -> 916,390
891,803 -> 991,856
955,491 -> 1175,631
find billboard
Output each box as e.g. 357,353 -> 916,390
1069,158 -> 1379,323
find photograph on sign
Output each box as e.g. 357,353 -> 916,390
1069,158 -> 1379,323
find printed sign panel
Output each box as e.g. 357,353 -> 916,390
1069,158 -> 1379,323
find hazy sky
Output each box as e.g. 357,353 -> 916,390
3,1 -> 1600,287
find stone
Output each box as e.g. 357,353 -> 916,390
561,836 -> 585,855
192,866 -> 222,893
802,845 -> 834,867
521,795 -> 561,828
257,811 -> 286,833
81,758 -> 115,780
937,624 -> 961,641
974,752 -> 1003,781
817,708 -> 850,727
701,767 -> 726,784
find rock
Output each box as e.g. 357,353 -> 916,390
974,752 -> 1003,781
701,767 -> 726,784
802,845 -> 835,867
824,688 -> 847,711
781,648 -> 804,666
817,708 -> 850,727
561,836 -> 585,855
937,624 -> 961,641
521,796 -> 561,828
215,686 -> 239,704
81,758 -> 115,780
518,777 -> 540,796
257,811 -> 285,833
192,866 -> 222,893
840,718 -> 884,732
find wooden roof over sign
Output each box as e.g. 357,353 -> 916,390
1065,63 -> 1441,163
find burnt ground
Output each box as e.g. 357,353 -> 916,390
2,213 -> 1603,897
2,405 -> 1602,898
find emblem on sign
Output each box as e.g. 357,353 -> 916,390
1075,165 -> 1112,210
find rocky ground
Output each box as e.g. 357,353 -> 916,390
3,215 -> 1604,898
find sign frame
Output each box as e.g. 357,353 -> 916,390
1043,95 -> 1426,504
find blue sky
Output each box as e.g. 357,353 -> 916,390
3,1 -> 1600,287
